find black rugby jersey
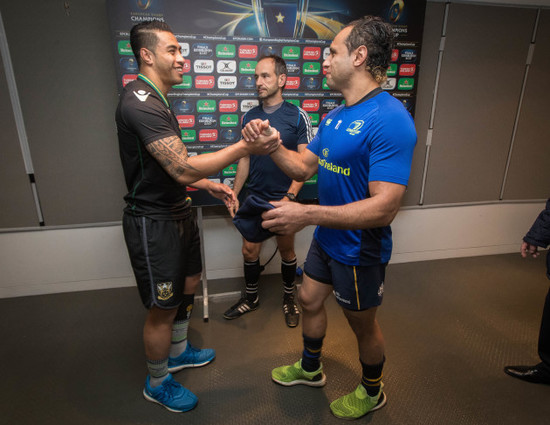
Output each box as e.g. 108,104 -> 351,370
116,75 -> 190,219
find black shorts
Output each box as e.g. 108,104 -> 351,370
303,238 -> 386,311
123,213 -> 202,309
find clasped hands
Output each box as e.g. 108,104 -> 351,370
242,119 -> 281,155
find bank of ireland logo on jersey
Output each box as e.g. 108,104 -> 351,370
322,148 -> 329,158
157,282 -> 174,301
346,120 -> 364,136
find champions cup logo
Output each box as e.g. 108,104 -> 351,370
389,0 -> 405,23
252,0 -> 308,38
137,0 -> 152,10
157,282 -> 173,301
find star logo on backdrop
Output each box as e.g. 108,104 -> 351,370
275,12 -> 285,23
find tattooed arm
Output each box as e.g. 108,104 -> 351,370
145,130 -> 279,186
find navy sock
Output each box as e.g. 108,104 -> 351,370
301,334 -> 324,372
360,357 -> 385,396
244,259 -> 261,301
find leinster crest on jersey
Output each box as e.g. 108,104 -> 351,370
157,282 -> 174,301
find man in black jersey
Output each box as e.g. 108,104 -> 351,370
116,21 -> 279,413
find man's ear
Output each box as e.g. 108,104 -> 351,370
140,48 -> 154,66
354,45 -> 368,67
278,73 -> 287,89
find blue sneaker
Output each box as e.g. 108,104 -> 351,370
143,374 -> 197,412
168,342 -> 216,373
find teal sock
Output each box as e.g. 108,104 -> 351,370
147,358 -> 169,388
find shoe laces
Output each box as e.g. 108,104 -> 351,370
157,378 -> 183,402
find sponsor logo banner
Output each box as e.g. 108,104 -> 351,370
282,46 -> 300,60
217,60 -> 236,74
118,40 -> 133,55
303,62 -> 321,75
194,59 -> 214,73
199,129 -> 218,141
223,163 -> 238,176
192,43 -> 213,57
391,49 -> 399,62
400,49 -> 417,63
179,42 -> 190,57
286,61 -> 300,75
196,100 -> 216,113
303,46 -> 321,60
285,76 -> 300,90
177,115 -> 195,128
195,76 -> 215,89
398,77 -> 415,90
122,74 -> 137,86
238,45 -> 258,58
239,76 -> 255,89
239,60 -> 258,74
174,99 -> 194,113
241,99 -> 259,112
387,63 -> 398,77
302,99 -> 320,112
220,114 -> 239,127
216,44 -> 236,58
219,99 -> 238,113
286,99 -> 300,107
181,129 -> 196,142
198,114 -> 218,127
302,77 -> 320,90
217,75 -> 237,89
399,64 -> 416,76
220,129 -> 239,142
174,75 -> 192,89
308,113 -> 320,126
381,78 -> 397,90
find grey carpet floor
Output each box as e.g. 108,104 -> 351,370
1,253 -> 549,424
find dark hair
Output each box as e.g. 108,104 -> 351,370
344,16 -> 394,83
258,54 -> 288,77
130,20 -> 174,66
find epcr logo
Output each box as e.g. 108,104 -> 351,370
137,0 -> 151,10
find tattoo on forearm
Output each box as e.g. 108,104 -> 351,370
146,136 -> 199,178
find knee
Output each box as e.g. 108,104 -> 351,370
297,288 -> 320,313
242,246 -> 259,262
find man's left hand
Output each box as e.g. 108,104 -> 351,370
261,201 -> 307,234
206,182 -> 237,211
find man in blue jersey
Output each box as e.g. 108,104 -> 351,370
224,55 -> 313,327
243,16 -> 416,419
116,21 -> 279,413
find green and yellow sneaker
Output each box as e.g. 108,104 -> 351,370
271,359 -> 326,387
330,383 -> 386,419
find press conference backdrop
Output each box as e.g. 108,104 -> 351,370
0,0 -> 548,228
106,0 -> 426,206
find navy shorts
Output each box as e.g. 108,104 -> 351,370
123,213 -> 202,310
303,238 -> 386,311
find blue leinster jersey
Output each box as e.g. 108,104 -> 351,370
307,91 -> 416,266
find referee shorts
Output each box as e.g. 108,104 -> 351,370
122,213 -> 202,310
303,238 -> 386,311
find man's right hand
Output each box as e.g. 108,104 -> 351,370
521,241 -> 540,258
243,119 -> 281,155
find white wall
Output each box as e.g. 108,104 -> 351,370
0,201 -> 545,299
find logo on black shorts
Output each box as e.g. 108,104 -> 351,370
157,282 -> 174,301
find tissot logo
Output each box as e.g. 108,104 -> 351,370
399,64 -> 416,76
199,129 -> 218,142
217,60 -> 236,74
285,77 -> 300,90
303,47 -> 321,60
219,100 -> 238,112
195,76 -> 215,89
194,60 -> 214,73
192,43 -> 213,57
238,45 -> 258,58
302,99 -> 320,112
240,99 -> 259,112
218,76 -> 237,89
123,74 -> 138,86
391,49 -> 399,62
177,115 -> 195,128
